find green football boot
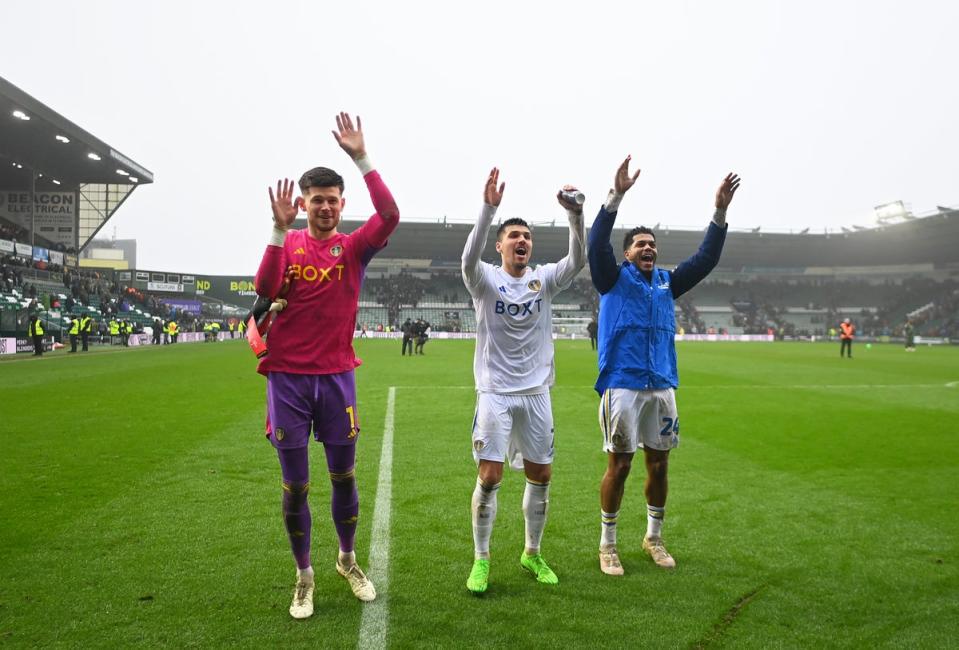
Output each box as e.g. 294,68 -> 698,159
520,552 -> 558,585
466,558 -> 491,594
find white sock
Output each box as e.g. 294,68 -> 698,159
337,550 -> 356,567
646,504 -> 665,539
471,478 -> 500,559
601,510 -> 618,548
522,480 -> 550,554
297,566 -> 314,582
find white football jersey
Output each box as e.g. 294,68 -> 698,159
467,261 -> 568,394
461,203 -> 586,395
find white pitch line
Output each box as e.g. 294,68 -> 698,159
357,386 -> 395,650
384,383 -> 958,390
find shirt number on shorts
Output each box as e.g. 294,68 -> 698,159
346,405 -> 358,438
660,417 -> 679,436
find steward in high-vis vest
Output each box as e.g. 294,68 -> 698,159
168,321 -> 179,344
228,321 -> 236,339
29,315 -> 45,356
109,319 -> 120,345
80,315 -> 93,351
839,318 -> 855,359
69,316 -> 81,353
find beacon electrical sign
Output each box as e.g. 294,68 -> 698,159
0,191 -> 76,247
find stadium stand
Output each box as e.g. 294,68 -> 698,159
1,76 -> 153,348
3,74 -> 956,349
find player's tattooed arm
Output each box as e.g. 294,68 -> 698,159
462,168 -> 503,288
712,173 -> 741,228
554,184 -> 587,286
605,155 -> 641,214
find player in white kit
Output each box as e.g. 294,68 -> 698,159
461,167 -> 586,593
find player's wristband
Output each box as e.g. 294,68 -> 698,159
605,190 -> 624,213
354,155 -> 374,175
269,226 -> 287,247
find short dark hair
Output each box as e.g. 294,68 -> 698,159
497,217 -> 531,240
623,226 -> 656,252
298,167 -> 344,193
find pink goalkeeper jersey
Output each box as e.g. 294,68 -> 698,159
254,170 -> 398,376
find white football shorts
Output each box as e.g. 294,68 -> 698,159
599,387 -> 679,453
472,391 -> 555,468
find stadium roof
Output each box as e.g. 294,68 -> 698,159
322,208 -> 959,271
0,77 -> 153,190
0,76 -> 153,251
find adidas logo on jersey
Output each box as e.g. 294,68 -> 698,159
293,247 -> 306,255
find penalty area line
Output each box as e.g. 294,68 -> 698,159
357,386 -> 395,650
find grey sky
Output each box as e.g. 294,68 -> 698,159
2,1 -> 956,274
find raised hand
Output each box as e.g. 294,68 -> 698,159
268,178 -> 303,230
556,184 -> 584,212
332,112 -> 366,160
484,167 -> 505,207
614,155 -> 642,195
715,173 -> 741,210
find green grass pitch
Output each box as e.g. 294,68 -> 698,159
1,339 -> 957,648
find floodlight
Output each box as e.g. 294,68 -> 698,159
873,200 -> 909,223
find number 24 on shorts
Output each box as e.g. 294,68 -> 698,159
660,417 -> 679,436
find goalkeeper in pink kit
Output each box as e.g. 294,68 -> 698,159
255,112 -> 399,619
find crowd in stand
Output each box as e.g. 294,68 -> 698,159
7,258 -> 958,342
0,221 -> 27,243
369,271 -> 428,308
0,219 -> 78,254
675,296 -> 707,334
2,257 -> 27,292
